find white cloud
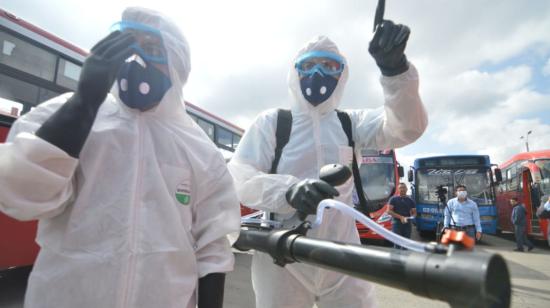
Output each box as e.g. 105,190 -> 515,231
2,0 -> 550,163
434,86 -> 550,163
543,58 -> 550,76
422,65 -> 533,118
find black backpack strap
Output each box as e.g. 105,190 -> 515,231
269,109 -> 292,221
336,110 -> 369,213
270,109 -> 292,174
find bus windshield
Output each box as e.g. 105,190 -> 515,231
359,156 -> 396,202
416,168 -> 494,205
535,159 -> 550,196
535,159 -> 550,179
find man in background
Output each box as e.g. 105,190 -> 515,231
444,185 -> 482,242
387,183 -> 416,249
511,197 -> 535,252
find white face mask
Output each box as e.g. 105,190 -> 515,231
457,191 -> 467,199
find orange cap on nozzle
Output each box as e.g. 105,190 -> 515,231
440,229 -> 475,250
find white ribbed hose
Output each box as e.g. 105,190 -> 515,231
312,199 -> 427,252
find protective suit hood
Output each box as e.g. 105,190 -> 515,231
288,36 -> 349,116
111,7 -> 191,119
0,7 -> 241,308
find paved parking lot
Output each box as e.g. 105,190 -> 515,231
2,232 -> 549,308
224,232 -> 550,308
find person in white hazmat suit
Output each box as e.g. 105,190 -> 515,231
0,7 -> 240,308
228,20 -> 428,308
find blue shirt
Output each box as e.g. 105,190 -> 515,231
544,201 -> 550,211
511,204 -> 527,226
389,195 -> 415,217
444,197 -> 482,232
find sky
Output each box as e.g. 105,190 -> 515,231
2,0 -> 550,169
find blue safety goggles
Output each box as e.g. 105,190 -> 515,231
110,21 -> 168,64
295,50 -> 345,77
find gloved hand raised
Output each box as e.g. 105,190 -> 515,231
368,20 -> 410,76
35,31 -> 135,158
76,31 -> 135,108
286,179 -> 339,216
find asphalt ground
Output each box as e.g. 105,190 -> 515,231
1,230 -> 549,308
224,230 -> 550,308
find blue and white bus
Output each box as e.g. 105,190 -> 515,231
408,155 -> 498,235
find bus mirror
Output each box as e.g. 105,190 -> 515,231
494,168 -> 502,183
407,169 -> 413,182
398,166 -> 404,178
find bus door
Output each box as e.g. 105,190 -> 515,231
497,167 -> 520,233
0,114 -> 40,271
520,168 -> 540,234
534,159 -> 550,241
0,114 -> 15,140
518,168 -> 549,239
496,193 -> 512,233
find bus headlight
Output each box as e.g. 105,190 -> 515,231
377,213 -> 392,223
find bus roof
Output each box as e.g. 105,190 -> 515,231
413,155 -> 491,168
185,101 -> 244,134
0,8 -> 244,144
0,112 -> 17,127
0,8 -> 88,62
498,150 -> 550,169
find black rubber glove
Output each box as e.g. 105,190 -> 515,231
285,179 -> 339,217
368,20 -> 410,76
198,273 -> 226,308
35,31 -> 135,158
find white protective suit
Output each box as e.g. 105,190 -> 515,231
0,7 -> 240,308
228,36 -> 428,308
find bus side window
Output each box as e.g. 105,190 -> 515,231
197,118 -> 214,141
509,164 -> 519,191
232,134 -> 241,149
189,114 -> 199,123
216,126 -> 233,149
498,169 -> 508,192
0,30 -> 57,81
531,183 -> 541,208
519,172 -> 524,190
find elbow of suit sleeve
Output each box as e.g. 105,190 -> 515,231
192,164 -> 241,277
196,237 -> 235,278
381,100 -> 428,147
0,132 -> 77,221
378,63 -> 428,148
228,159 -> 297,214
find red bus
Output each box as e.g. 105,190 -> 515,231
0,8 -> 244,271
0,112 -> 40,271
0,8 -> 88,271
494,150 -> 550,243
355,149 -> 404,241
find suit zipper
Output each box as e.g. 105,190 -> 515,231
120,116 -> 144,308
